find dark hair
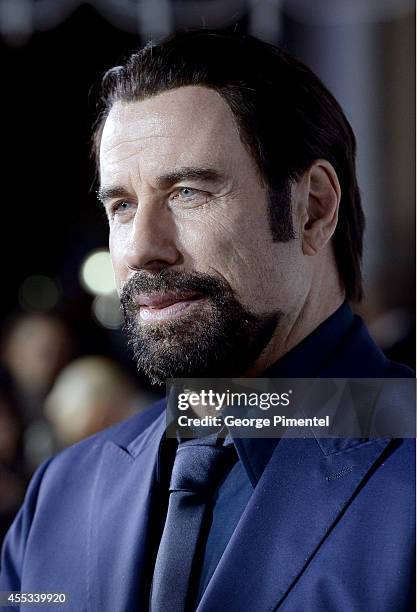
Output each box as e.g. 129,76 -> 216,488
92,29 -> 365,301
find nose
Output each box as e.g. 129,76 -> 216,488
121,200 -> 182,273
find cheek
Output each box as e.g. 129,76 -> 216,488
178,204 -> 270,294
181,209 -> 305,315
178,205 -> 244,259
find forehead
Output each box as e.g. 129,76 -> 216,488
99,86 -> 248,182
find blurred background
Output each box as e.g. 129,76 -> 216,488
0,0 -> 415,542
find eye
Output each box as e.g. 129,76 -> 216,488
110,200 -> 135,216
178,187 -> 195,198
169,187 -> 209,207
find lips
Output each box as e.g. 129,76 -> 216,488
135,291 -> 203,308
134,291 -> 205,322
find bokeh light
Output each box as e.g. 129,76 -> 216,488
92,291 -> 123,330
18,275 -> 61,312
80,249 -> 116,296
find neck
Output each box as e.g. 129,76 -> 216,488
246,279 -> 345,377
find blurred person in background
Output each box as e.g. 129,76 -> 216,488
1,313 -> 73,424
44,356 -> 155,448
0,312 -> 73,470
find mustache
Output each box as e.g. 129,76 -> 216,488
120,269 -> 233,307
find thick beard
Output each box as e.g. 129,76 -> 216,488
120,269 -> 280,385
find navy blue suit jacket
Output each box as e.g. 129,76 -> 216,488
0,316 -> 415,611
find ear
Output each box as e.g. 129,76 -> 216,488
301,160 -> 341,256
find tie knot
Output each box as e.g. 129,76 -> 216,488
169,438 -> 234,494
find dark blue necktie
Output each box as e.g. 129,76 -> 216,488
150,436 -> 235,612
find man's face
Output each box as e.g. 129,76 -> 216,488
99,86 -> 306,383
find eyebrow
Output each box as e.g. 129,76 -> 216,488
97,186 -> 131,205
97,166 -> 225,205
155,167 -> 225,189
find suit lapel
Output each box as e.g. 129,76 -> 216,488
198,434 -> 392,611
87,410 -> 166,612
